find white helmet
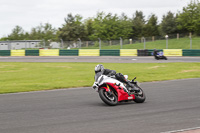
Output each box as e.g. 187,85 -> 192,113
95,64 -> 104,73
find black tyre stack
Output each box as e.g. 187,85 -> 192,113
137,49 -> 148,56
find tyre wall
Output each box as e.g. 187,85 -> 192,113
0,49 -> 199,56
183,49 -> 200,56
0,50 -> 10,56
25,50 -> 39,56
100,50 -> 120,56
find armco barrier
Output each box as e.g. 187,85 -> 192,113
59,50 -> 79,56
11,50 -> 25,56
120,49 -> 137,56
100,50 -> 120,56
79,49 -> 99,56
163,49 -> 182,56
39,49 -> 59,56
0,50 -> 10,56
25,50 -> 39,56
183,49 -> 200,56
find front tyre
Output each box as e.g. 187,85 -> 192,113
154,56 -> 159,60
133,85 -> 146,103
99,88 -> 118,106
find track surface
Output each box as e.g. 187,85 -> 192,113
0,56 -> 199,133
0,78 -> 200,133
0,56 -> 200,63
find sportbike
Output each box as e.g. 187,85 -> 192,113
93,73 -> 146,106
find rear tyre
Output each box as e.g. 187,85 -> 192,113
99,88 -> 118,106
133,85 -> 146,103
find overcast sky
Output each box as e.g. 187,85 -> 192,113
0,0 -> 190,38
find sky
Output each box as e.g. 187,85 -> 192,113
0,0 -> 190,38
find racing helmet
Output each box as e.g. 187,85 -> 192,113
95,64 -> 104,73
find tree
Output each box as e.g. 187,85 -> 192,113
176,0 -> 200,34
8,25 -> 25,40
118,13 -> 133,39
89,11 -> 106,40
102,13 -> 120,40
58,13 -> 86,41
160,11 -> 178,35
131,11 -> 146,38
84,18 -> 95,40
29,23 -> 57,42
90,12 -> 132,40
0,37 -> 9,41
42,23 -> 57,41
143,14 -> 159,37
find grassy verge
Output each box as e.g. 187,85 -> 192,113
0,62 -> 200,94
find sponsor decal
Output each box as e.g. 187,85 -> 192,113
128,97 -> 133,99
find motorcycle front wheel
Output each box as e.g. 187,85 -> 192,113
99,88 -> 118,106
133,85 -> 146,103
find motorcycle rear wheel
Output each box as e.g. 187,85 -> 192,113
99,88 -> 118,106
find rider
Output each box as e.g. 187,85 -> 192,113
153,49 -> 159,56
94,64 -> 139,93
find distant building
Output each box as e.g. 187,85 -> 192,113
0,40 -> 41,50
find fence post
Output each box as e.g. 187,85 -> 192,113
165,35 -> 168,49
189,36 -> 192,49
143,37 -> 146,49
86,41 -> 88,47
25,40 -> 27,50
152,36 -> 155,42
177,33 -> 179,40
60,39 -> 64,49
78,38 -> 81,48
120,37 -> 123,49
43,39 -> 46,48
109,40 -> 112,46
129,39 -> 132,44
98,38 -> 101,49
7,40 -> 11,50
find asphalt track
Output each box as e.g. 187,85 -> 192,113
0,56 -> 200,63
0,56 -> 200,133
0,78 -> 200,133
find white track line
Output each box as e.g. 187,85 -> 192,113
161,127 -> 200,133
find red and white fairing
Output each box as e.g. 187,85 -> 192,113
93,75 -> 135,102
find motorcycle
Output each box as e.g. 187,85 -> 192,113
92,72 -> 146,106
154,51 -> 167,60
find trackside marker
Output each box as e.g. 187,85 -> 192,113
161,127 -> 200,133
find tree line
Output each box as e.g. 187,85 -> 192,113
1,0 -> 200,42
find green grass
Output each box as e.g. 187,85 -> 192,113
79,37 -> 200,49
0,62 -> 200,94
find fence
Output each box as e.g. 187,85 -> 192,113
59,34 -> 199,50
0,33 -> 199,50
